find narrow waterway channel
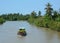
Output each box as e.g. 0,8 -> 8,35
0,21 -> 60,43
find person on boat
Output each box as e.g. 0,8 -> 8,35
19,29 -> 25,33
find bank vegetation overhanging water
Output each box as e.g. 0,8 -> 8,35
0,3 -> 60,32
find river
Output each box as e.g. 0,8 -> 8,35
0,21 -> 60,43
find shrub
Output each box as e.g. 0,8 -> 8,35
0,18 -> 5,24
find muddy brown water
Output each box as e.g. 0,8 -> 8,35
0,21 -> 60,43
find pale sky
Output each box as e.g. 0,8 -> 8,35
0,0 -> 60,15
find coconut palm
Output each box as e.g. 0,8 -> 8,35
45,3 -> 53,16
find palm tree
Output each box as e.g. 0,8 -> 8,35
31,11 -> 37,18
45,3 -> 53,16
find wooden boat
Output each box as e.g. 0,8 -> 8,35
17,28 -> 27,36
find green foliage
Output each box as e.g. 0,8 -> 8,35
34,17 -> 44,27
28,15 -> 60,31
28,3 -> 60,32
1,13 -> 30,21
31,11 -> 37,18
0,18 -> 5,24
28,17 -> 35,23
56,22 -> 60,31
52,11 -> 58,20
45,3 -> 53,16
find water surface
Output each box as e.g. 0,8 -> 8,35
0,21 -> 60,43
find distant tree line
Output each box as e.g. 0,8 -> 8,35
0,13 -> 30,21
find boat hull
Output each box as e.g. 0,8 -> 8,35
17,32 -> 27,36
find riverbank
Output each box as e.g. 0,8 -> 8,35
28,17 -> 60,32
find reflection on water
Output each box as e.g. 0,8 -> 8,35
0,21 -> 60,43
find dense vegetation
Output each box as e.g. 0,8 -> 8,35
28,3 -> 60,32
0,13 -> 30,21
0,3 -> 60,31
0,17 -> 5,24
